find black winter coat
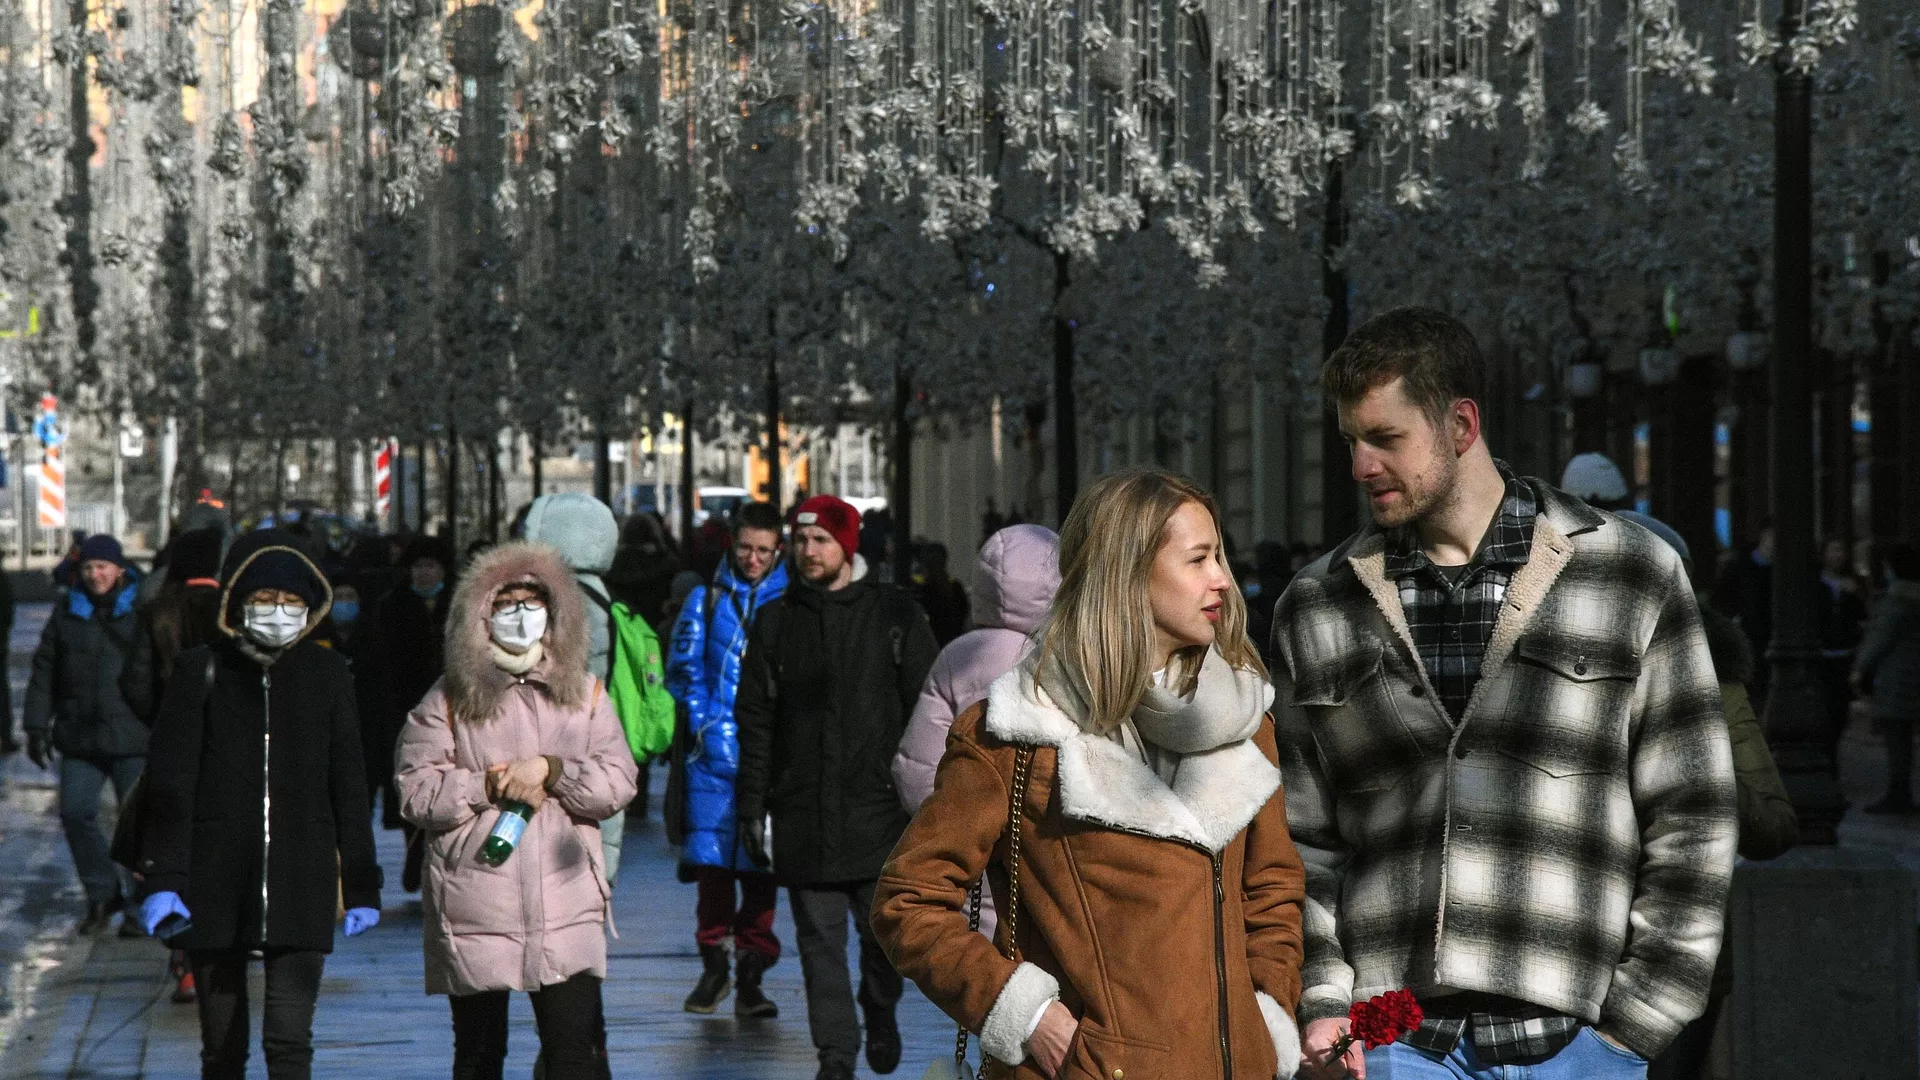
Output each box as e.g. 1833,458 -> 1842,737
24,583 -> 146,758
735,566 -> 938,887
120,584 -> 224,724
364,585 -> 450,745
140,638 -> 382,952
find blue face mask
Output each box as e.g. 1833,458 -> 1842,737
412,580 -> 445,599
330,600 -> 361,624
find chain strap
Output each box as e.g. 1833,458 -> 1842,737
954,879 -> 982,1072
1004,746 -> 1032,963
952,744 -> 1035,1078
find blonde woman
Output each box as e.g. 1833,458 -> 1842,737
874,468 -> 1307,1080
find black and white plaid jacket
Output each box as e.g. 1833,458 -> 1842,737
1271,480 -> 1736,1060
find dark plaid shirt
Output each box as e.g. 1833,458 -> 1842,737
1385,464 -> 1537,723
1385,467 -> 1584,1065
1402,992 -> 1585,1065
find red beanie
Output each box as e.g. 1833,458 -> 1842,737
792,495 -> 862,560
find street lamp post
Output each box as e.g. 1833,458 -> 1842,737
1763,0 -> 1844,842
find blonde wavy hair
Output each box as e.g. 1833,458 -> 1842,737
1034,468 -> 1267,735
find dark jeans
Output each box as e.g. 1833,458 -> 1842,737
695,867 -> 781,960
59,753 -> 144,905
449,972 -> 610,1080
790,880 -> 903,1069
189,947 -> 326,1080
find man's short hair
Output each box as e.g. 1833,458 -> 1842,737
1320,306 -> 1486,423
735,501 -> 783,536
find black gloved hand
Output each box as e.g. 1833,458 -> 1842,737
26,731 -> 52,770
739,817 -> 769,868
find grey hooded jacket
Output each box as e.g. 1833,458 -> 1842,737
523,493 -> 620,682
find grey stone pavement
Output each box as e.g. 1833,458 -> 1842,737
0,596 -> 1914,1079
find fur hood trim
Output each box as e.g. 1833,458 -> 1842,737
445,542 -> 592,723
982,667 -> 1280,854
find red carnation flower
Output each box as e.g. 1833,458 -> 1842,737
1324,989 -> 1426,1073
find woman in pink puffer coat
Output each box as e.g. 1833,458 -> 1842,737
891,524 -> 1060,936
397,542 -> 639,1080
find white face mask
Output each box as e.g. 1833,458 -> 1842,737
490,603 -> 548,655
243,603 -> 308,649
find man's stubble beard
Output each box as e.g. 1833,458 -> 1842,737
1371,436 -> 1461,530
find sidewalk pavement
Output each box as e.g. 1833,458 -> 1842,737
0,762 -> 962,1079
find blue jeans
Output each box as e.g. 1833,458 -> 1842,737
59,754 -> 144,905
1369,1027 -> 1649,1080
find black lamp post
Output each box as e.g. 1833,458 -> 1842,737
1763,0 -> 1846,843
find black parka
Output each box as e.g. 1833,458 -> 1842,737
24,580 -> 146,758
735,561 -> 938,886
363,582 -> 450,750
139,535 -> 381,952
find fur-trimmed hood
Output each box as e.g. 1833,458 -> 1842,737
444,542 -> 592,723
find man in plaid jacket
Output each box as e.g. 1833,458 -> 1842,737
1274,308 -> 1736,1080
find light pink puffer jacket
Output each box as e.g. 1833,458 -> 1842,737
396,543 -> 640,997
892,526 -> 1059,935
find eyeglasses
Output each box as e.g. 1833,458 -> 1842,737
491,599 -> 547,616
247,602 -> 308,616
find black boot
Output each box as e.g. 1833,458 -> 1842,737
76,898 -> 120,936
735,950 -> 778,1018
683,944 -> 732,1014
864,1003 -> 901,1075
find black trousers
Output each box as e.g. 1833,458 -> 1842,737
449,972 -> 610,1080
189,947 -> 326,1080
789,880 -> 904,1069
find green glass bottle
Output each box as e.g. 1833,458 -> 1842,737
477,801 -> 533,866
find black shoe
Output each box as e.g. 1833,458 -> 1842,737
1865,794 -> 1917,815
735,950 -> 778,1019
815,1064 -> 855,1080
683,944 -> 732,1014
77,898 -> 121,936
865,1005 -> 902,1075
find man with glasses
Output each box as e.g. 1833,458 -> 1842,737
667,501 -> 791,1017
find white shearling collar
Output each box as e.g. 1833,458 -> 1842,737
981,669 -> 1280,854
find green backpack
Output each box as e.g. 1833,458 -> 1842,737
590,591 -> 677,762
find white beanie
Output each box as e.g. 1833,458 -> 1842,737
1560,452 -> 1628,504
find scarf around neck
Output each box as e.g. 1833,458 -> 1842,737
1035,644 -> 1271,777
491,639 -> 545,677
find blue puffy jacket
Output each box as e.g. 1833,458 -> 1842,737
666,558 -> 789,870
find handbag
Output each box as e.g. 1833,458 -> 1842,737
922,745 -> 1034,1080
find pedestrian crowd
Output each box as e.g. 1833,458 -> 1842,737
10,307 -> 1919,1080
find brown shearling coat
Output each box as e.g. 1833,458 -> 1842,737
873,670 -> 1307,1080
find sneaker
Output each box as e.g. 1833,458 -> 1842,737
172,972 -> 197,1004
865,1005 -> 902,1075
683,945 -> 732,1014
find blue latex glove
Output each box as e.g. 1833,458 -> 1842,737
343,907 -> 380,937
140,892 -> 191,937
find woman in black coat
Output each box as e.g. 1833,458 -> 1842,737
138,531 -> 383,1080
